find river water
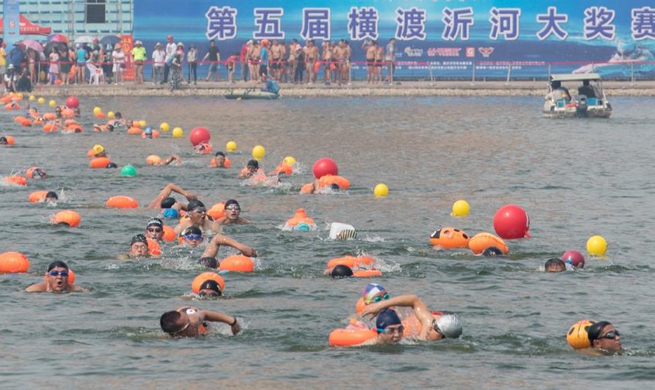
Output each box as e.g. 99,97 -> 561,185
1,95 -> 654,388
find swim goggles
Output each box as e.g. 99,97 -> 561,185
376,325 -> 404,335
599,330 -> 620,340
225,205 -> 240,211
372,293 -> 390,303
48,270 -> 69,277
183,234 -> 203,241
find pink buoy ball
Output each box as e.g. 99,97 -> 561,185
493,204 -> 531,239
65,96 -> 80,109
312,158 -> 338,179
561,250 -> 585,268
189,127 -> 211,146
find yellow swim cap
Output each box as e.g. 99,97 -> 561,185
93,144 -> 105,156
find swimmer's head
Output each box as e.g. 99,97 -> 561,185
115,112 -> 122,119
294,222 -> 311,232
482,247 -> 503,257
376,309 -> 403,344
198,257 -> 219,269
198,280 -> 222,297
187,200 -> 206,213
545,258 -> 566,273
181,226 -> 203,247
106,124 -> 114,132
587,320 -> 622,351
224,199 -> 240,211
46,261 -> 70,292
0,137 -> 8,145
45,191 -> 58,201
247,160 -> 259,170
160,197 -> 176,209
330,183 -> 340,190
434,314 -> 463,340
162,208 -> 179,219
145,218 -> 165,239
146,218 -> 164,229
106,162 -> 118,169
330,264 -> 353,278
215,151 -> 226,158
93,144 -> 105,156
160,311 -> 185,336
363,283 -> 387,304
129,234 -> 149,257
47,260 -> 69,272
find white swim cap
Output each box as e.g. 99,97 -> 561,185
436,314 -> 463,339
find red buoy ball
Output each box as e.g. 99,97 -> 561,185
189,127 -> 211,146
65,96 -> 80,109
493,204 -> 531,239
312,158 -> 338,179
561,250 -> 585,268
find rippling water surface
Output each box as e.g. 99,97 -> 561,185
2,96 -> 655,388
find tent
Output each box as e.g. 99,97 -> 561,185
0,15 -> 52,35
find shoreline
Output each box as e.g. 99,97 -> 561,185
25,80 -> 655,98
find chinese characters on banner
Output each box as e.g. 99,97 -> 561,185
205,5 -> 655,42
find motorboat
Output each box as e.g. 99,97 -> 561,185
543,73 -> 611,118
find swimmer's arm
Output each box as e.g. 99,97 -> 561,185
237,170 -> 249,179
70,285 -> 91,293
24,283 -> 46,292
208,234 -> 258,258
362,295 -> 432,323
174,220 -> 192,236
199,310 -> 241,335
162,155 -> 181,166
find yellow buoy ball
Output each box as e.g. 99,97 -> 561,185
226,141 -> 237,152
37,97 -> 45,104
160,122 -> 170,132
252,145 -> 265,160
139,120 -> 147,128
451,200 -> 471,217
107,111 -> 115,119
283,156 -> 296,165
93,107 -> 102,115
586,235 -> 607,257
374,183 -> 389,198
172,127 -> 183,138
49,100 -> 57,108
29,95 -> 35,102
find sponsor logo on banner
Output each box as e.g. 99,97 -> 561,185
478,47 -> 495,58
404,47 -> 424,57
465,47 -> 475,57
427,48 -> 461,57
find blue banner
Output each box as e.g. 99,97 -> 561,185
134,0 -> 655,78
3,0 -> 20,47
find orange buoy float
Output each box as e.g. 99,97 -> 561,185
0,251 -> 30,273
469,232 -> 509,255
28,190 -> 49,203
64,119 -> 79,127
141,129 -> 160,139
4,174 -> 27,186
328,328 -> 377,347
43,112 -> 56,120
353,269 -> 383,278
126,127 -> 142,135
210,156 -> 231,168
567,319 -> 595,350
5,102 -> 20,110
106,195 -> 139,209
43,123 -> 59,133
14,115 -> 27,124
52,210 -> 81,227
61,108 -> 74,118
43,268 -> 76,284
3,135 -> 16,145
355,297 -> 367,313
219,254 -> 254,272
285,208 -> 316,231
89,157 -> 111,169
146,155 -> 162,165
207,202 -> 225,220
162,225 -> 176,242
0,95 -> 11,103
26,167 -> 46,179
319,174 -> 351,190
191,272 -> 226,294
275,163 -> 293,175
95,112 -> 106,119
21,118 -> 33,127
429,227 -> 470,249
327,255 -> 375,270
146,237 -> 162,256
65,124 -> 83,133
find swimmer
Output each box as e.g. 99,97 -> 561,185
237,159 -> 262,179
587,321 -> 622,353
93,123 -> 114,132
174,200 -> 221,235
198,280 -> 222,297
92,144 -> 108,158
375,309 -> 405,344
302,179 -> 341,194
200,233 -> 258,262
0,137 -> 9,145
45,191 -> 59,202
215,199 -> 250,225
145,218 -> 165,242
362,294 -> 462,342
545,258 -> 566,273
160,306 -> 240,338
25,261 -> 89,293
117,234 -> 151,259
147,183 -> 197,210
27,167 -> 47,179
158,154 -> 182,166
179,226 -> 204,248
194,142 -> 213,154
212,151 -> 228,168
363,283 -> 389,305
110,112 -> 129,128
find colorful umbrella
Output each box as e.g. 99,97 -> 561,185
100,35 -> 121,46
20,39 -> 44,52
48,33 -> 68,43
74,35 -> 95,45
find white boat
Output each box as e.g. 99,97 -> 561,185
542,73 -> 612,118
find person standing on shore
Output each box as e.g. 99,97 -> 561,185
203,40 -> 220,82
131,40 -> 146,84
152,43 -> 165,84
288,39 -> 299,83
162,35 -> 175,84
248,41 -> 260,84
304,40 -> 318,84
112,44 -> 125,85
226,52 -> 237,84
240,40 -> 250,82
362,40 -> 377,84
187,44 -> 198,85
385,38 -> 396,84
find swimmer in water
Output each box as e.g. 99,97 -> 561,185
237,159 -> 262,179
329,264 -> 354,278
93,123 -> 114,133
179,226 -> 204,248
200,233 -> 258,262
212,151 -> 228,168
144,218 -> 165,243
362,294 -> 463,342
545,258 -> 566,273
160,306 -> 240,338
92,144 -> 108,158
198,280 -> 222,298
45,191 -> 59,202
215,199 -> 250,225
147,183 -> 198,210
174,199 -> 221,235
587,321 -> 622,353
158,154 -> 182,166
117,234 -> 151,259
25,261 -> 89,293
0,137 -> 9,145
374,309 -> 405,344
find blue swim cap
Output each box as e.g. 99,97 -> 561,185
162,208 -> 179,219
294,222 -> 311,232
376,309 -> 402,330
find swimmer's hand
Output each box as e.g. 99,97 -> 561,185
242,247 -> 257,258
231,319 -> 241,335
360,304 -> 382,319
185,193 -> 198,201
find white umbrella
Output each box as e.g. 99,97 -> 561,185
74,36 -> 95,45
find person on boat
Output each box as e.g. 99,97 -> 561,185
545,81 -> 571,102
174,199 -> 221,235
215,199 -> 250,225
261,75 -> 280,95
160,306 -> 240,337
199,233 -> 258,263
587,321 -> 622,353
25,261 -> 89,293
362,294 -> 463,342
578,80 -> 600,99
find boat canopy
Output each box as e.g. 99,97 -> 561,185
550,73 -> 602,82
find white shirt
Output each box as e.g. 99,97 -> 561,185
165,42 -> 176,60
152,49 -> 166,67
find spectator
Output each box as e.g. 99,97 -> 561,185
203,40 -> 220,81
132,40 -> 146,84
152,42 -> 165,84
187,44 -> 198,85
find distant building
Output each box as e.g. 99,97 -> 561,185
0,0 -> 133,38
